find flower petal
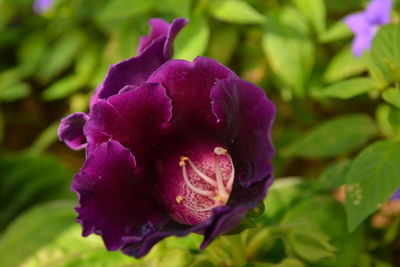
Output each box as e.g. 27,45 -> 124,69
148,56 -> 237,129
351,30 -> 375,57
366,0 -> 392,25
58,112 -> 89,150
391,189 -> 400,201
344,12 -> 371,35
211,78 -> 275,187
98,18 -> 187,100
84,83 -> 172,160
138,18 -> 188,60
72,141 -> 168,251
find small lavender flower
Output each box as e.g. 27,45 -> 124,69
391,189 -> 400,201
344,0 -> 392,57
33,0 -> 53,14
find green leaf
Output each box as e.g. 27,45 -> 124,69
346,140 -> 400,231
319,160 -> 351,190
291,0 -> 326,34
38,32 -> 84,82
174,15 -> 209,61
283,114 -> 377,158
288,226 -> 336,263
208,0 -> 266,24
207,26 -> 238,65
0,154 -> 73,230
370,25 -> 400,83
323,46 -> 367,83
382,88 -> 400,108
376,104 -> 400,138
319,21 -> 352,43
41,74 -> 83,101
0,69 -> 31,102
98,0 -> 155,20
314,78 -> 373,99
262,8 -> 314,97
0,201 -> 76,267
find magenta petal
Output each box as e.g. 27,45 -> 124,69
58,112 -> 89,150
98,38 -> 165,99
137,19 -> 171,55
211,78 -> 275,187
148,56 -> 237,129
85,83 -> 172,159
138,18 -> 188,59
72,141 -> 168,250
391,189 -> 400,201
366,0 -> 392,25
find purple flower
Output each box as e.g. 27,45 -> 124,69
391,189 -> 400,201
344,0 -> 392,57
59,18 -> 276,258
33,0 -> 53,14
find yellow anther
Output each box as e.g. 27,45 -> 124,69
176,195 -> 184,204
213,194 -> 224,202
214,147 -> 227,155
179,156 -> 189,166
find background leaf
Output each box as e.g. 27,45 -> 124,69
208,0 -> 266,24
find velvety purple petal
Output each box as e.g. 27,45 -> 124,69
344,12 -> 371,35
366,0 -> 392,25
89,84 -> 102,110
72,141 -> 168,250
137,19 -> 170,55
211,78 -> 275,187
148,56 -> 238,129
351,30 -> 375,57
58,112 -> 89,150
84,83 -> 172,160
97,38 -> 165,99
138,18 -> 188,59
391,189 -> 400,201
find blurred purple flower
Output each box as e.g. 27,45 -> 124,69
344,0 -> 392,57
58,18 -> 276,258
391,189 -> 400,201
33,0 -> 53,14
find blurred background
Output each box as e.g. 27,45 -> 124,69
1,0 -> 400,266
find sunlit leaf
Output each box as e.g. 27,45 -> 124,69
314,78 -> 373,99
346,140 -> 400,231
208,0 -> 266,24
319,160 -> 351,190
382,88 -> 400,108
283,114 -> 377,158
292,0 -> 326,34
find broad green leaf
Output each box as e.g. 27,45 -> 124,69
0,154 -> 73,230
282,114 -> 377,158
346,140 -> 400,231
288,226 -> 335,263
41,74 -> 83,101
319,160 -> 351,190
376,104 -> 400,138
38,32 -> 84,82
0,69 -> 30,102
174,15 -> 209,61
0,111 -> 3,145
208,0 -> 266,24
98,0 -> 155,20
27,122 -> 59,154
207,26 -> 238,65
0,201 -> 76,267
17,33 -> 47,77
370,25 -> 400,83
262,8 -> 314,97
314,78 -> 373,99
323,46 -> 367,83
319,21 -> 352,43
292,0 -> 326,34
382,88 -> 400,108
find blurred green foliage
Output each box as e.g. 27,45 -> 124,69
1,0 -> 400,266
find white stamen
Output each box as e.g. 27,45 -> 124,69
214,153 -> 229,201
187,158 -> 217,186
184,204 -> 217,212
226,153 -> 235,191
182,163 -> 215,197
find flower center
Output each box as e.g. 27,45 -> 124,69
176,147 -> 234,213
158,144 -> 235,225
